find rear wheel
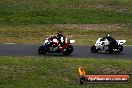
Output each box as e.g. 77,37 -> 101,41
91,45 -> 99,53
62,45 -> 73,55
108,48 -> 114,54
115,45 -> 123,53
38,46 -> 48,55
118,45 -> 123,52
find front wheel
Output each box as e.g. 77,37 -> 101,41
91,45 -> 99,53
38,45 -> 49,55
62,45 -> 73,55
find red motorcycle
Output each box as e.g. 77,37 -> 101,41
38,36 -> 75,55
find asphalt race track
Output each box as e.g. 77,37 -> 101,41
0,44 -> 132,59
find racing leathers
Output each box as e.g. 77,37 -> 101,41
102,36 -> 118,50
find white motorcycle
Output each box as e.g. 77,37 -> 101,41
91,38 -> 126,53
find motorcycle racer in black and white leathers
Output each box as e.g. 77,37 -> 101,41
56,31 -> 65,46
91,34 -> 126,53
101,34 -> 118,51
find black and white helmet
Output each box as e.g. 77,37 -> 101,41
56,31 -> 63,39
107,34 -> 112,37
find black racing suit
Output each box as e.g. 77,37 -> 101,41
56,34 -> 65,46
102,36 -> 118,50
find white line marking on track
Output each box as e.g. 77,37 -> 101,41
3,43 -> 16,44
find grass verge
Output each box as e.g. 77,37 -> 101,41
0,56 -> 131,88
0,24 -> 132,45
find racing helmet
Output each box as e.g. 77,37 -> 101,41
107,34 -> 112,37
56,31 -> 63,39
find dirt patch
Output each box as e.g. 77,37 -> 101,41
54,24 -> 124,31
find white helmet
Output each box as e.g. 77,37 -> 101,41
107,34 -> 112,37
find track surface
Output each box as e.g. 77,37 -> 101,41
0,44 -> 132,59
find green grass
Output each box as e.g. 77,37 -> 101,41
0,0 -> 131,44
0,0 -> 131,45
0,1 -> 132,88
0,24 -> 132,45
0,0 -> 131,25
0,56 -> 131,88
